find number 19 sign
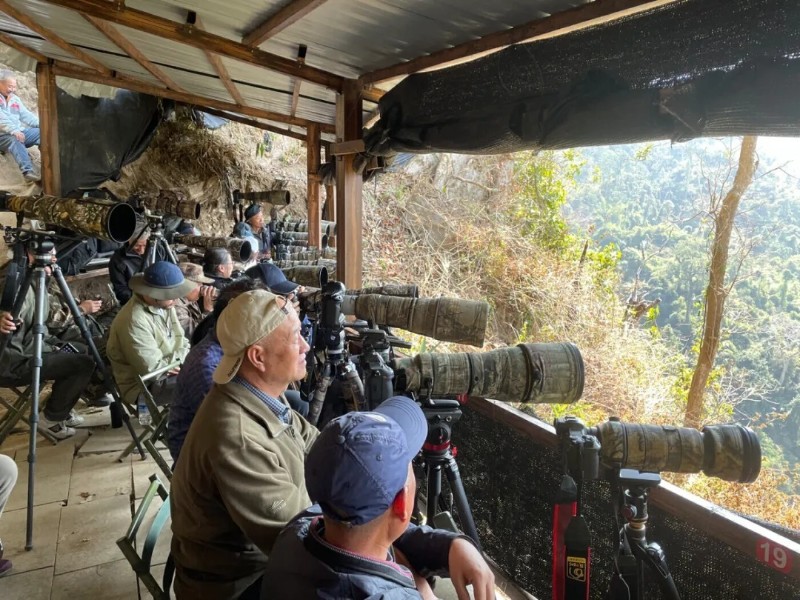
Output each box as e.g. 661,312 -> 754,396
757,539 -> 793,574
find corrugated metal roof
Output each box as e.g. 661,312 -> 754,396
0,0 -> 603,132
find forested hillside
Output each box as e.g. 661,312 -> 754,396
565,138 -> 800,476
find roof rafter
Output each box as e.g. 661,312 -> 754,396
51,60 -> 335,133
189,13 -> 246,106
360,0 -> 672,84
0,32 -> 47,63
83,14 -> 186,92
243,0 -> 329,47
40,0 -> 343,91
0,0 -> 112,76
200,106 -> 308,142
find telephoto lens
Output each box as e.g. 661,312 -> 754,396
592,420 -> 761,483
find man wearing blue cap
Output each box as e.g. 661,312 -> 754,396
262,396 -> 496,599
107,261 -> 193,407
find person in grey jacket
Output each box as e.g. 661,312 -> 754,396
0,70 -> 40,183
262,396 -> 496,600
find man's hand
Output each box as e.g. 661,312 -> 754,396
0,311 -> 17,334
200,285 -> 215,313
448,538 -> 495,600
168,367 -> 181,376
13,131 -> 23,142
79,299 -> 103,315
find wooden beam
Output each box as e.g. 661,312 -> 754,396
41,0 -> 343,91
0,0 -> 112,76
36,63 -> 60,196
335,79 -> 362,288
330,139 -> 364,156
323,182 -> 335,246
51,61 -> 335,133
306,122 -> 321,249
361,86 -> 384,103
189,14 -> 246,106
243,0 -> 329,47
199,106 -> 307,142
0,32 -> 47,63
82,15 -> 186,92
360,0 -> 671,84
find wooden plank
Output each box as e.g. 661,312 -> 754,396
0,32 -> 47,63
469,398 -> 800,582
360,0 -> 672,84
243,0 -> 329,47
65,267 -> 109,282
361,86 -> 384,103
335,79 -> 362,288
191,14 -> 246,106
0,0 -> 112,76
199,106 -> 307,142
36,63 -> 60,196
41,0 -> 343,91
82,15 -> 186,92
51,61 -> 335,133
330,139 -> 365,156
306,122 -> 321,249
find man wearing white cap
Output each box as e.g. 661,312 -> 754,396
170,289 -> 318,600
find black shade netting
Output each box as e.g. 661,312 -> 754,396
449,406 -> 800,599
57,89 -> 165,195
365,0 -> 800,157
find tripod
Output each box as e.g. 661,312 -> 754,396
135,214 -> 178,272
416,397 -> 482,551
607,469 -> 680,600
0,232 -> 144,549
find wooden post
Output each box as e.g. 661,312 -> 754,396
324,183 -> 336,247
306,122 -> 321,249
335,79 -> 362,288
35,63 -> 60,196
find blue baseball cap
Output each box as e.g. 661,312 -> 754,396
306,396 -> 427,525
245,262 -> 299,295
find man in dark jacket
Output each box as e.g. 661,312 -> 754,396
109,229 -> 167,304
262,396 -> 495,600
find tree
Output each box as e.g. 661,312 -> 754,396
685,137 -> 759,428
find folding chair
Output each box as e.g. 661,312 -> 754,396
117,361 -> 180,481
0,384 -> 59,445
117,474 -> 174,600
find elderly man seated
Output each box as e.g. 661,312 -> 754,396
262,396 -> 495,599
106,261 -> 191,409
233,204 -> 271,260
174,262 -> 215,339
109,229 -> 168,304
170,289 -> 317,600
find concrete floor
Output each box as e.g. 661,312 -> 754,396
0,404 -> 534,600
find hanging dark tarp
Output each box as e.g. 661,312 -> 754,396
57,89 -> 166,195
364,0 -> 800,157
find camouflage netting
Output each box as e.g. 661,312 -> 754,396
449,406 -> 800,599
365,0 -> 800,156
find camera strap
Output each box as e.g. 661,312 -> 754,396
553,473 -> 591,600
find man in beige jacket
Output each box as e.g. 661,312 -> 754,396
170,289 -> 317,600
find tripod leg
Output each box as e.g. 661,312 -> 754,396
162,239 -> 178,264
50,266 -> 146,459
26,267 -> 48,550
426,461 -> 443,528
442,455 -> 482,551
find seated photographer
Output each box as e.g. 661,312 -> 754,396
203,247 -> 235,290
170,289 -> 317,600
109,228 -> 167,304
235,204 -> 271,260
0,248 -> 96,439
262,396 -> 495,600
174,262 -> 216,339
169,277 -> 265,462
106,261 -> 191,408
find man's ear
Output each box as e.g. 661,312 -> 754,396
245,344 -> 266,372
390,485 -> 411,521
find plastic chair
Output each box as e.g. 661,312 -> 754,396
117,473 -> 174,600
